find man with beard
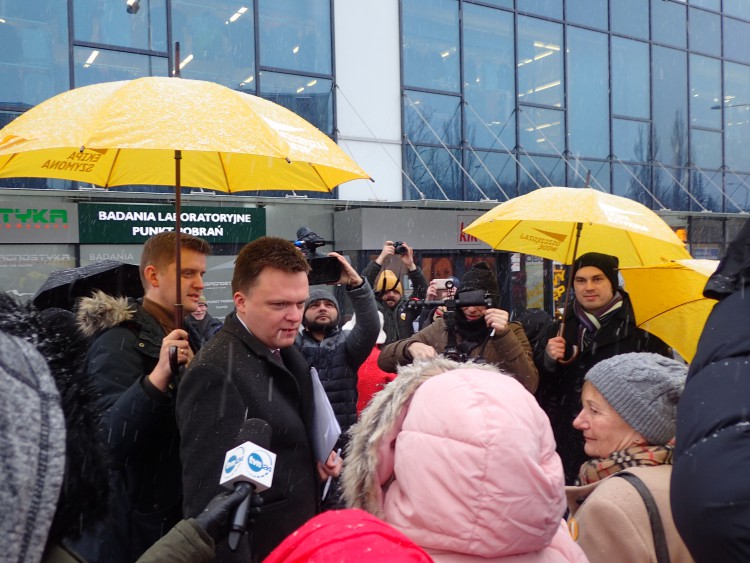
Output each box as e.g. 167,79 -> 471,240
378,262 -> 538,393
361,240 -> 428,344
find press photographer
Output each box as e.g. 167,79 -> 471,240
377,262 -> 539,393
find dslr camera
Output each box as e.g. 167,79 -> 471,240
392,241 -> 408,255
294,227 -> 342,285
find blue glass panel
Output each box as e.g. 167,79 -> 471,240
477,0 -> 513,8
404,146 -> 461,200
723,17 -> 750,64
611,37 -> 649,119
171,0 -> 254,89
724,0 -> 750,20
517,17 -> 563,107
463,5 -> 515,151
402,0 -> 460,92
691,128 -> 721,168
652,0 -> 686,48
519,106 -> 564,156
689,8 -> 720,56
653,166 -> 691,211
517,0 -> 562,20
567,27 -> 609,158
517,155 -> 565,194
611,0 -> 648,40
566,0 -> 608,30
74,0 -> 167,52
689,0 -> 719,10
613,119 -> 650,163
258,71 -> 333,135
466,151 -> 517,201
403,90 -> 461,146
724,62 -> 750,172
653,46 -> 688,167
613,162 -> 655,207
690,55 -> 721,129
0,0 -> 69,108
74,47 -> 169,87
725,173 -> 750,211
690,170 -> 725,212
258,0 -> 331,75
567,159 -> 610,191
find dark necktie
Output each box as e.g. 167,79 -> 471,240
271,349 -> 282,363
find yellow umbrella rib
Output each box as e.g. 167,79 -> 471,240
217,151 -> 231,193
104,148 -> 122,188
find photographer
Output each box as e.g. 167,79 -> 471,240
377,262 -> 538,393
361,240 -> 428,344
416,275 -> 460,330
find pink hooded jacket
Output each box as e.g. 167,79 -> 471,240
342,359 -> 587,562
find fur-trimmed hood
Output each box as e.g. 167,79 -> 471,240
342,358 -> 586,561
76,290 -> 135,339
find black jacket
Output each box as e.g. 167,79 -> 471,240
671,288 -> 750,563
177,313 -> 319,563
537,290 -> 671,485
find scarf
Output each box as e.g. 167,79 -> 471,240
573,291 -> 624,350
577,444 -> 674,485
454,309 -> 490,344
141,297 -> 176,336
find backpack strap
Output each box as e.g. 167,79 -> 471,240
615,472 -> 671,563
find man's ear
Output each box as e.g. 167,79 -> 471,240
233,291 -> 246,313
143,264 -> 160,289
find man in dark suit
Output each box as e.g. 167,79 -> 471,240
177,237 -> 341,562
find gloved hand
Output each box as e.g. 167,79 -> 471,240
195,484 -> 262,542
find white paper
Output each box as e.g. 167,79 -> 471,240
309,367 -> 341,464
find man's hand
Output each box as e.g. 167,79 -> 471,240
330,252 -> 363,287
148,329 -> 192,392
408,342 -> 437,361
484,308 -> 509,334
545,335 -> 566,361
194,484 -> 255,543
316,449 -> 343,480
426,280 -> 439,300
399,242 -> 417,271
375,241 -> 396,265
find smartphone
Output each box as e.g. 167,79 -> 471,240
308,256 -> 342,285
433,278 -> 453,290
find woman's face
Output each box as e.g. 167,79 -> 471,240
432,257 -> 453,280
573,381 -> 644,459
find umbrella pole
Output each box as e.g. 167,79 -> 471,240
557,221 -> 582,365
174,149 -> 183,329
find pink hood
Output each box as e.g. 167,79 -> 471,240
342,360 -> 587,562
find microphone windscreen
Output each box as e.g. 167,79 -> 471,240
233,418 -> 272,450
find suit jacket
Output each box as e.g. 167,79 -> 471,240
177,313 -> 319,563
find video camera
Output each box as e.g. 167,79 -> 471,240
407,290 -> 493,362
294,226 -> 342,285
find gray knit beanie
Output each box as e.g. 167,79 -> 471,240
584,352 -> 686,445
305,288 -> 339,314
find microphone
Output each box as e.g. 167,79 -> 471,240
220,418 -> 275,551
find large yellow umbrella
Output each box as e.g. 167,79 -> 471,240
620,259 -> 719,363
0,76 -> 371,325
463,187 -> 691,267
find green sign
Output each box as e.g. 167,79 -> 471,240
78,203 -> 266,244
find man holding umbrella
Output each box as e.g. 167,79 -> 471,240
73,231 -> 211,562
537,252 -> 671,485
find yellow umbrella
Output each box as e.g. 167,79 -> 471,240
462,187 -> 691,267
0,76 -> 371,325
620,259 -> 719,363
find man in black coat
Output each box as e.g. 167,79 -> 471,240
537,252 -> 671,484
177,237 -> 342,563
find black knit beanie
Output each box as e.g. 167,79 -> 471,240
458,262 -> 499,305
573,252 -> 619,291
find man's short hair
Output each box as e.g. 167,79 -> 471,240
140,231 -> 212,288
232,236 -> 310,294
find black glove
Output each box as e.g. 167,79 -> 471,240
195,484 -> 260,543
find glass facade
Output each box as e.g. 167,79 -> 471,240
400,0 -> 750,212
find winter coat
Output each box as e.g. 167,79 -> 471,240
567,466 -> 692,563
183,312 -> 223,342
136,519 -> 214,563
671,288 -> 750,563
377,318 -> 539,393
361,261 -> 428,344
72,293 -> 203,562
295,280 -> 380,434
356,347 -> 395,414
177,312 -> 319,563
342,360 -> 587,562
537,291 -> 671,484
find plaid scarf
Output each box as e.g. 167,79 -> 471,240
573,291 -> 624,350
577,444 -> 674,485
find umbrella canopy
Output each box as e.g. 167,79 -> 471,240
0,76 -> 370,191
463,187 -> 691,267
32,260 -> 143,312
620,259 -> 719,363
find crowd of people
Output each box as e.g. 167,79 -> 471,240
2,223 -> 749,563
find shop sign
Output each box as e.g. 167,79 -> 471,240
0,204 -> 79,244
78,203 -> 266,244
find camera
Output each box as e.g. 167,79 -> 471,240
294,226 -> 342,285
392,241 -> 408,255
433,278 -> 454,291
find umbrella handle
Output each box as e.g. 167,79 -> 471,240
555,322 -> 580,365
168,345 -> 181,383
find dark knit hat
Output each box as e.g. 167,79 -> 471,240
573,252 -> 620,291
458,262 -> 499,305
585,352 -> 687,445
305,288 -> 339,314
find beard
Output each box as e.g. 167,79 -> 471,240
303,316 -> 337,333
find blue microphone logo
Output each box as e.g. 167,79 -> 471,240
246,449 -> 273,479
224,447 -> 244,474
